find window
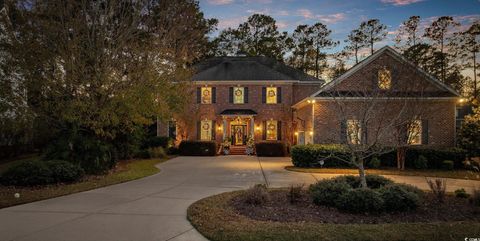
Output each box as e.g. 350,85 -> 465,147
233,87 -> 244,104
346,120 -> 362,145
200,120 -> 212,140
266,87 -> 277,104
266,120 -> 278,140
407,120 -> 422,145
201,87 -> 212,104
378,67 -> 392,90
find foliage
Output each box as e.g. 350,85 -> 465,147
471,188 -> 480,206
287,183 -> 304,204
255,142 -> 286,157
413,155 -> 428,169
241,184 -> 270,206
377,147 -> 467,169
0,160 -> 53,186
358,19 -> 387,55
143,136 -> 171,149
223,137 -> 231,149
426,178 -> 447,203
458,107 -> 480,156
337,188 -> 385,213
454,188 -> 470,198
179,141 -> 217,156
380,184 -> 421,212
309,179 -> 351,207
147,147 -> 167,159
291,144 -> 351,168
343,29 -> 367,64
368,157 -> 381,168
332,175 -> 393,189
45,160 -> 85,183
442,160 -> 454,170
395,16 -> 421,49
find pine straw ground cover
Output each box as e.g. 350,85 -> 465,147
187,190 -> 480,241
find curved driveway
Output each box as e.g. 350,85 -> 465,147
1,156 -> 479,241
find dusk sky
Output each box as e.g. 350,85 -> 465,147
199,0 -> 480,59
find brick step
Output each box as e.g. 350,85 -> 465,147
229,146 -> 246,155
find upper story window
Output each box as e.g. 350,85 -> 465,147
346,119 -> 362,145
201,87 -> 212,104
378,67 -> 392,90
266,87 -> 277,104
266,120 -> 278,140
407,119 -> 422,145
233,87 -> 244,104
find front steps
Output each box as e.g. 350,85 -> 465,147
229,145 -> 246,155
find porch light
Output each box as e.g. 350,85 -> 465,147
255,126 -> 261,131
312,100 -> 316,103
307,100 -> 311,103
217,126 -> 222,131
294,132 -> 298,136
309,131 -> 313,135
458,98 -> 467,103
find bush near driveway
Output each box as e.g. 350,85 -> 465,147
380,184 -> 421,212
291,144 -> 351,167
309,179 -> 350,206
255,142 -> 286,157
179,141 -> 217,156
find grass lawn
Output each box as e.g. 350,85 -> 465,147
285,166 -> 480,180
187,191 -> 480,241
0,157 -> 170,209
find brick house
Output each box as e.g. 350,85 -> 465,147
159,46 -> 459,152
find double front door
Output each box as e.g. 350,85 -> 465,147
231,125 -> 246,145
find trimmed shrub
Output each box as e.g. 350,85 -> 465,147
0,160 -> 53,186
143,136 -> 171,149
380,184 -> 421,212
291,144 -> 351,167
242,184 -> 270,206
255,142 -> 286,157
46,160 -> 85,183
378,148 -> 467,169
309,179 -> 351,206
442,160 -> 454,170
368,157 -> 381,168
179,141 -> 216,156
413,155 -> 428,169
332,175 -> 360,188
147,147 -> 167,158
337,188 -> 384,213
394,183 -> 424,197
455,188 -> 470,198
331,175 -> 393,189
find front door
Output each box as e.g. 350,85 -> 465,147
232,125 -> 246,145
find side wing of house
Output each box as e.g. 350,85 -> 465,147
294,46 -> 459,147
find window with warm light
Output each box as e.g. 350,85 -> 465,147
200,120 -> 212,140
233,87 -> 244,104
266,120 -> 277,140
266,87 -> 277,104
378,67 -> 392,90
201,87 -> 212,104
347,120 -> 362,145
407,120 -> 422,145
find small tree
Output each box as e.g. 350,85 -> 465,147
458,106 -> 480,157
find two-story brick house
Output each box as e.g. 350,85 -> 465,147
159,46 -> 459,152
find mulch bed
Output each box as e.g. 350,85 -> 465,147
231,189 -> 480,224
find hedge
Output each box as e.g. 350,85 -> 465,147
255,142 -> 286,157
142,136 -> 171,149
291,144 -> 467,169
179,141 -> 217,156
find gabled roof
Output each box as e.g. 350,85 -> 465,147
311,46 -> 459,98
193,56 -> 324,83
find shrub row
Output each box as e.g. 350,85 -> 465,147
0,160 -> 85,186
255,142 -> 286,157
309,175 -> 423,213
179,141 -> 217,156
292,144 -> 467,169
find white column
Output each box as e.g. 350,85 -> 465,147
250,116 -> 255,138
223,118 -> 227,140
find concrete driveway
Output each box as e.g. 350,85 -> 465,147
1,156 -> 479,241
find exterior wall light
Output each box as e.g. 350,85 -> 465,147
255,126 -> 261,131
309,131 -> 313,135
294,132 -> 298,136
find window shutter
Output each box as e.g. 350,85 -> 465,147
244,87 -> 249,103
211,120 -> 216,140
212,87 -> 216,103
277,121 -> 282,141
421,120 -> 429,145
262,87 -> 266,103
196,87 -> 201,104
262,121 -> 267,140
196,121 -> 201,140
340,120 -> 347,144
229,87 -> 233,103
277,87 -> 282,103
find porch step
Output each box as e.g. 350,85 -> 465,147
229,146 -> 246,155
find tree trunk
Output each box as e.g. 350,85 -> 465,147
473,51 -> 477,100
358,158 -> 368,188
315,47 -> 319,78
355,48 -> 358,64
397,146 -> 407,170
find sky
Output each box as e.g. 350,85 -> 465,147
198,0 -> 480,59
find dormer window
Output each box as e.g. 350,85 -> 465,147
378,67 -> 392,90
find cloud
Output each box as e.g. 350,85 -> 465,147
217,16 -> 247,29
380,0 -> 424,6
277,21 -> 289,29
297,9 -> 314,19
317,13 -> 347,24
207,0 -> 234,5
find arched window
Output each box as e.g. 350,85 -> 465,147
378,67 -> 392,90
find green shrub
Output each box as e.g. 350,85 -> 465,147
134,149 -> 151,159
179,141 -> 217,156
332,175 -> 360,187
291,144 -> 352,167
0,160 -> 53,186
309,179 -> 351,206
378,148 -> 467,169
414,155 -> 428,169
442,160 -> 454,170
242,184 -> 270,206
46,160 -> 85,183
337,188 -> 384,213
147,147 -> 167,158
471,188 -> 480,206
331,175 -> 393,189
380,184 -> 421,212
167,147 -> 179,155
255,142 -> 286,157
455,188 -> 470,198
143,136 -> 171,149
368,157 -> 381,168
393,183 -> 424,197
